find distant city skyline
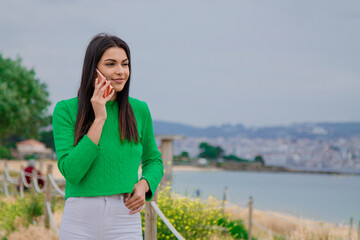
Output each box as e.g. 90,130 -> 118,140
1,0 -> 359,127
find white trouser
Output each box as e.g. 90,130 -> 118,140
59,194 -> 142,240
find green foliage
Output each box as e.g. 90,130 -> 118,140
198,142 -> 224,160
273,236 -> 286,240
217,217 -> 253,239
254,155 -> 265,166
39,129 -> 55,150
0,194 -> 43,237
174,151 -> 190,162
142,188 -> 225,239
21,194 -> 44,225
180,151 -> 189,158
0,54 -> 51,143
25,154 -> 36,160
141,188 -> 251,240
0,146 -> 13,159
51,195 -> 65,212
223,154 -> 250,162
1,134 -> 23,149
0,200 -> 22,234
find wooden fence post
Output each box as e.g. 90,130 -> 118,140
160,139 -> 173,188
39,159 -> 44,174
32,171 -> 38,197
145,190 -> 158,240
19,166 -> 25,198
348,217 -> 353,240
44,164 -> 53,229
146,135 -> 183,239
157,135 -> 185,189
3,161 -> 9,197
222,186 -> 228,213
248,196 -> 253,240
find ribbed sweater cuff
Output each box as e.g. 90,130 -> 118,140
79,134 -> 101,154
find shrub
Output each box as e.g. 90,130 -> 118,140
0,194 -> 43,237
217,217 -> 253,239
20,194 -> 44,225
141,188 -> 251,240
0,146 -> 13,159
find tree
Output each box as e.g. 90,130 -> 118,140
223,154 -> 250,162
39,129 -> 55,150
180,151 -> 189,159
0,54 -> 51,143
198,142 -> 224,160
254,155 -> 265,166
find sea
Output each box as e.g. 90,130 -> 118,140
171,170 -> 360,224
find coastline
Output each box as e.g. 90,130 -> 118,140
174,163 -> 360,176
173,165 -> 223,172
2,160 -> 358,177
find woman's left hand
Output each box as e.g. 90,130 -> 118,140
124,179 -> 149,215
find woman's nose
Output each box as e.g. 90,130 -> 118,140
115,65 -> 125,75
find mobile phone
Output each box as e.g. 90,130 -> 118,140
96,68 -> 113,98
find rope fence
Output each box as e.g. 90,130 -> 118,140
45,201 -> 59,235
48,174 -> 65,196
150,201 -> 185,240
32,174 -> 44,194
20,171 -> 30,188
0,161 -> 185,240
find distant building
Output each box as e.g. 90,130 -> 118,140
198,158 -> 208,166
15,139 -> 53,159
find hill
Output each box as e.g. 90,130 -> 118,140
153,121 -> 360,139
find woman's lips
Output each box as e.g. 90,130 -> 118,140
112,78 -> 125,83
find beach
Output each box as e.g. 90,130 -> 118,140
0,160 -> 222,178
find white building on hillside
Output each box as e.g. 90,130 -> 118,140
16,139 -> 53,159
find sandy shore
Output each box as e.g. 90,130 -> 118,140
0,160 -> 222,178
173,165 -> 222,172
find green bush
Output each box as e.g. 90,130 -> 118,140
20,194 -> 44,225
217,217 -> 254,239
51,195 -> 65,212
0,194 -> 43,237
0,146 -> 13,159
141,188 -> 251,240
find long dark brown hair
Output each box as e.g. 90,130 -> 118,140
74,33 -> 139,145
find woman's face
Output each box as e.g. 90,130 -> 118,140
96,47 -> 130,94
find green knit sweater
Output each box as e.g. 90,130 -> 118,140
52,97 -> 164,201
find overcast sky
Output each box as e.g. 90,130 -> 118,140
1,0 -> 359,127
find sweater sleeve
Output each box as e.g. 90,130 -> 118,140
140,102 -> 164,201
52,101 -> 101,185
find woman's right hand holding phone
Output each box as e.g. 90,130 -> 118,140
87,71 -> 115,145
91,70 -> 115,121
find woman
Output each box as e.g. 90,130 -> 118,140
52,33 -> 164,239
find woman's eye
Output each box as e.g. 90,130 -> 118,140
122,63 -> 129,66
106,63 -> 115,66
